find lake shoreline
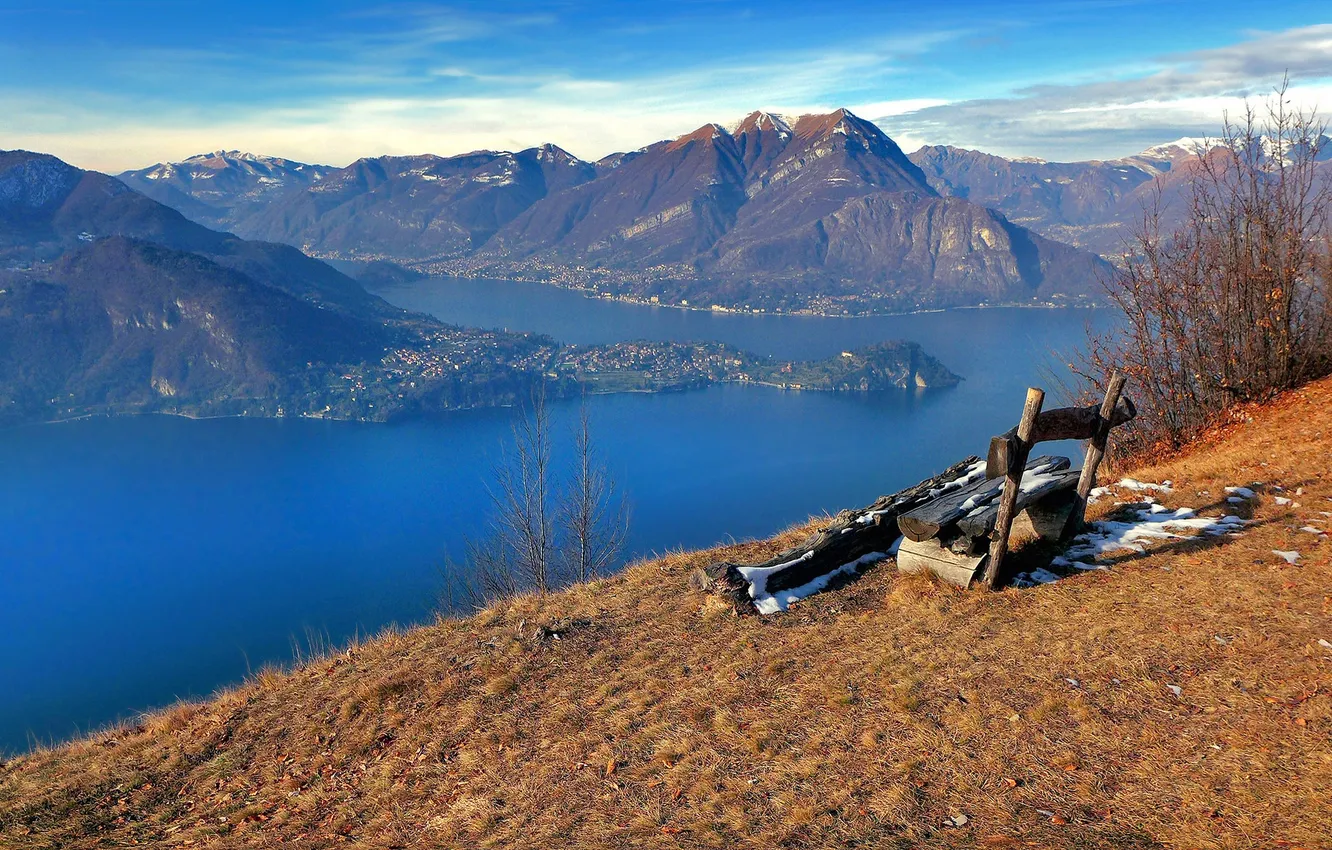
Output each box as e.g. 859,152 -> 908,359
371,274 -> 1108,320
15,374 -> 955,431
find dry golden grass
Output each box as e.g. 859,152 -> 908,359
2,379 -> 1331,849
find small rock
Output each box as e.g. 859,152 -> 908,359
1167,684 -> 1183,697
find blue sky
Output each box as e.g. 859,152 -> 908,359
2,1 -> 1330,171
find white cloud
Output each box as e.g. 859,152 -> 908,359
850,98 -> 950,117
874,24 -> 1332,160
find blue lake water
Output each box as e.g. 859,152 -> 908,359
0,277 -> 1115,753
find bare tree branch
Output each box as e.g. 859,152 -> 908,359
1078,78 -> 1332,459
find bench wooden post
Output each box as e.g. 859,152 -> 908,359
1061,372 -> 1126,541
982,387 -> 1044,589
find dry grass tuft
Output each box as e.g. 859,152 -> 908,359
2,378 -> 1332,848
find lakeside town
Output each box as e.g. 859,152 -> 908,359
319,327 -> 961,421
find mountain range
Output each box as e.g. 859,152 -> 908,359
119,150 -> 333,233
118,109 -> 1121,313
120,119 -> 1332,313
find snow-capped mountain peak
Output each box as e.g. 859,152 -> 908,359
730,111 -> 794,138
1138,137 -> 1212,159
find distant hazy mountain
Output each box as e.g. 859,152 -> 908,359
234,145 -> 597,262
908,136 -> 1332,256
118,150 -> 333,233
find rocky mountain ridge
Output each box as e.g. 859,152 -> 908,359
118,150 -> 334,233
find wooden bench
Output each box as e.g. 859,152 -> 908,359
895,455 -> 1080,587
694,374 -> 1136,609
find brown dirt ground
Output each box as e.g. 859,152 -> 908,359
2,378 -> 1330,849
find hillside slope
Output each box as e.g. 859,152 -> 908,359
0,237 -> 398,422
2,379 -> 1330,848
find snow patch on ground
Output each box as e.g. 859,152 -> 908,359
1064,503 -> 1246,561
1013,496 -> 1247,587
1120,478 -> 1174,493
1011,567 -> 1062,587
740,551 -> 886,615
1090,478 -> 1173,504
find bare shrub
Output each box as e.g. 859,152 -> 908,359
485,385 -> 558,595
1081,80 -> 1332,459
441,388 -> 629,610
560,403 -> 629,583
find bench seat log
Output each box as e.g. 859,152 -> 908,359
897,455 -> 1070,543
896,538 -> 987,588
693,456 -> 984,611
956,468 -> 1081,539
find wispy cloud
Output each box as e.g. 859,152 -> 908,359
0,24 -> 964,171
5,9 -> 1331,172
875,24 -> 1332,160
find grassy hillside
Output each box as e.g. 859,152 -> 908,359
2,379 -> 1330,849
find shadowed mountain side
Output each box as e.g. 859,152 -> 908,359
0,237 -> 396,423
2,150 -> 383,315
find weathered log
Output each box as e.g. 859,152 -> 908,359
897,455 -> 1070,543
1013,488 -> 1078,542
694,456 -> 984,611
983,387 -> 1045,589
987,396 -> 1137,478
897,537 -> 986,588
956,468 -> 1081,538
